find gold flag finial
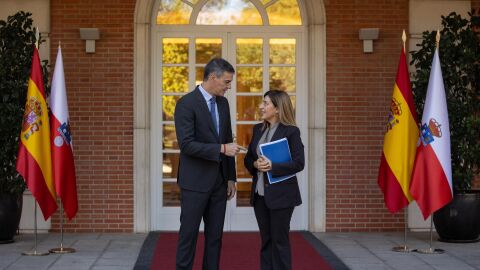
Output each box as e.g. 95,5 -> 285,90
35,27 -> 39,49
436,29 -> 440,48
402,30 -> 407,51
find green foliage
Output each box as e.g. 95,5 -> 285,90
410,12 -> 480,191
0,11 -> 48,195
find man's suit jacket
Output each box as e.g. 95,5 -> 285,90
244,123 -> 304,209
174,87 -> 236,192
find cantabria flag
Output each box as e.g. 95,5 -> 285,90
50,45 -> 78,220
410,46 -> 453,219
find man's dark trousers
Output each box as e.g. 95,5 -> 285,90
176,169 -> 227,270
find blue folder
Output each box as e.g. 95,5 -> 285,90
259,137 -> 295,184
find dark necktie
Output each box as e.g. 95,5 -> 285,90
210,97 -> 218,135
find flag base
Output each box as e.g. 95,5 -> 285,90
49,247 -> 76,254
22,250 -> 49,256
392,245 -> 412,252
415,247 -> 444,254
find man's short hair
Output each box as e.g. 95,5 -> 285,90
203,58 -> 235,81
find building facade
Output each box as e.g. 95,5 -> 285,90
2,0 -> 479,233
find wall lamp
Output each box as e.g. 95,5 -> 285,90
79,28 -> 100,53
359,28 -> 379,53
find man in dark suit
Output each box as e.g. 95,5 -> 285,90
174,58 -> 240,270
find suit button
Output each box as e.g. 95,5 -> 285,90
264,183 -> 269,187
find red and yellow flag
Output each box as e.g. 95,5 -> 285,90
16,47 -> 58,220
377,47 -> 419,213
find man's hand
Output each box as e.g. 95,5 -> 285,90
227,180 -> 236,200
223,143 -> 241,156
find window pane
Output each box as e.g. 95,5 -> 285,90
163,153 -> 179,178
196,38 -> 222,64
163,182 -> 180,206
290,95 -> 296,111
270,38 -> 296,64
237,67 -> 263,93
163,124 -> 178,150
197,0 -> 262,25
236,153 -> 251,179
237,96 -> 262,121
163,38 -> 189,64
162,95 -> 181,121
236,38 -> 263,64
269,67 -> 295,92
157,0 -> 192,25
163,66 -> 189,93
196,67 -> 204,86
266,0 -> 301,25
236,181 -> 252,207
236,124 -> 254,149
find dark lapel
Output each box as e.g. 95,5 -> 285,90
252,124 -> 266,151
270,123 -> 286,142
217,97 -> 226,142
193,87 -> 219,140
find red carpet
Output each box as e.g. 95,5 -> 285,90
150,232 -> 335,270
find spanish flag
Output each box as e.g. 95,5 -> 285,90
377,46 -> 419,213
16,46 -> 58,220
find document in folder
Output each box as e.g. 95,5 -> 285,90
259,137 -> 295,184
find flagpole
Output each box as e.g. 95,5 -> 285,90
49,202 -> 76,254
22,202 -> 49,256
392,207 -> 412,252
414,30 -> 446,255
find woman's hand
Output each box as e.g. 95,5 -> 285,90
256,156 -> 272,172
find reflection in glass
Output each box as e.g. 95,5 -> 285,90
196,38 -> 222,64
270,39 -> 296,64
196,67 -> 205,86
237,96 -> 262,121
236,39 -> 263,64
266,0 -> 301,25
163,153 -> 180,178
236,124 -> 254,148
163,38 -> 189,64
269,67 -> 295,92
163,182 -> 180,206
197,0 -> 262,25
163,67 -> 189,93
163,124 -> 178,149
237,67 -> 262,93
236,181 -> 252,207
157,0 -> 192,25
236,154 -> 251,178
162,95 -> 182,121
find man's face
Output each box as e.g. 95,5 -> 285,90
209,72 -> 233,97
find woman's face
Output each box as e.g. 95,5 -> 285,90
259,95 -> 278,123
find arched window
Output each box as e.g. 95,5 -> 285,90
156,0 -> 302,25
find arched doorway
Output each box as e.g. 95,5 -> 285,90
133,0 -> 326,232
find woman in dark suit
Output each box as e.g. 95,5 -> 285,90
244,90 -> 305,270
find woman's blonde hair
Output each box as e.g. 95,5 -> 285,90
263,90 -> 296,127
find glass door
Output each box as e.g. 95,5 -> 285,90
152,31 -> 306,231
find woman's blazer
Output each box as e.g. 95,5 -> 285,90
244,122 -> 305,209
